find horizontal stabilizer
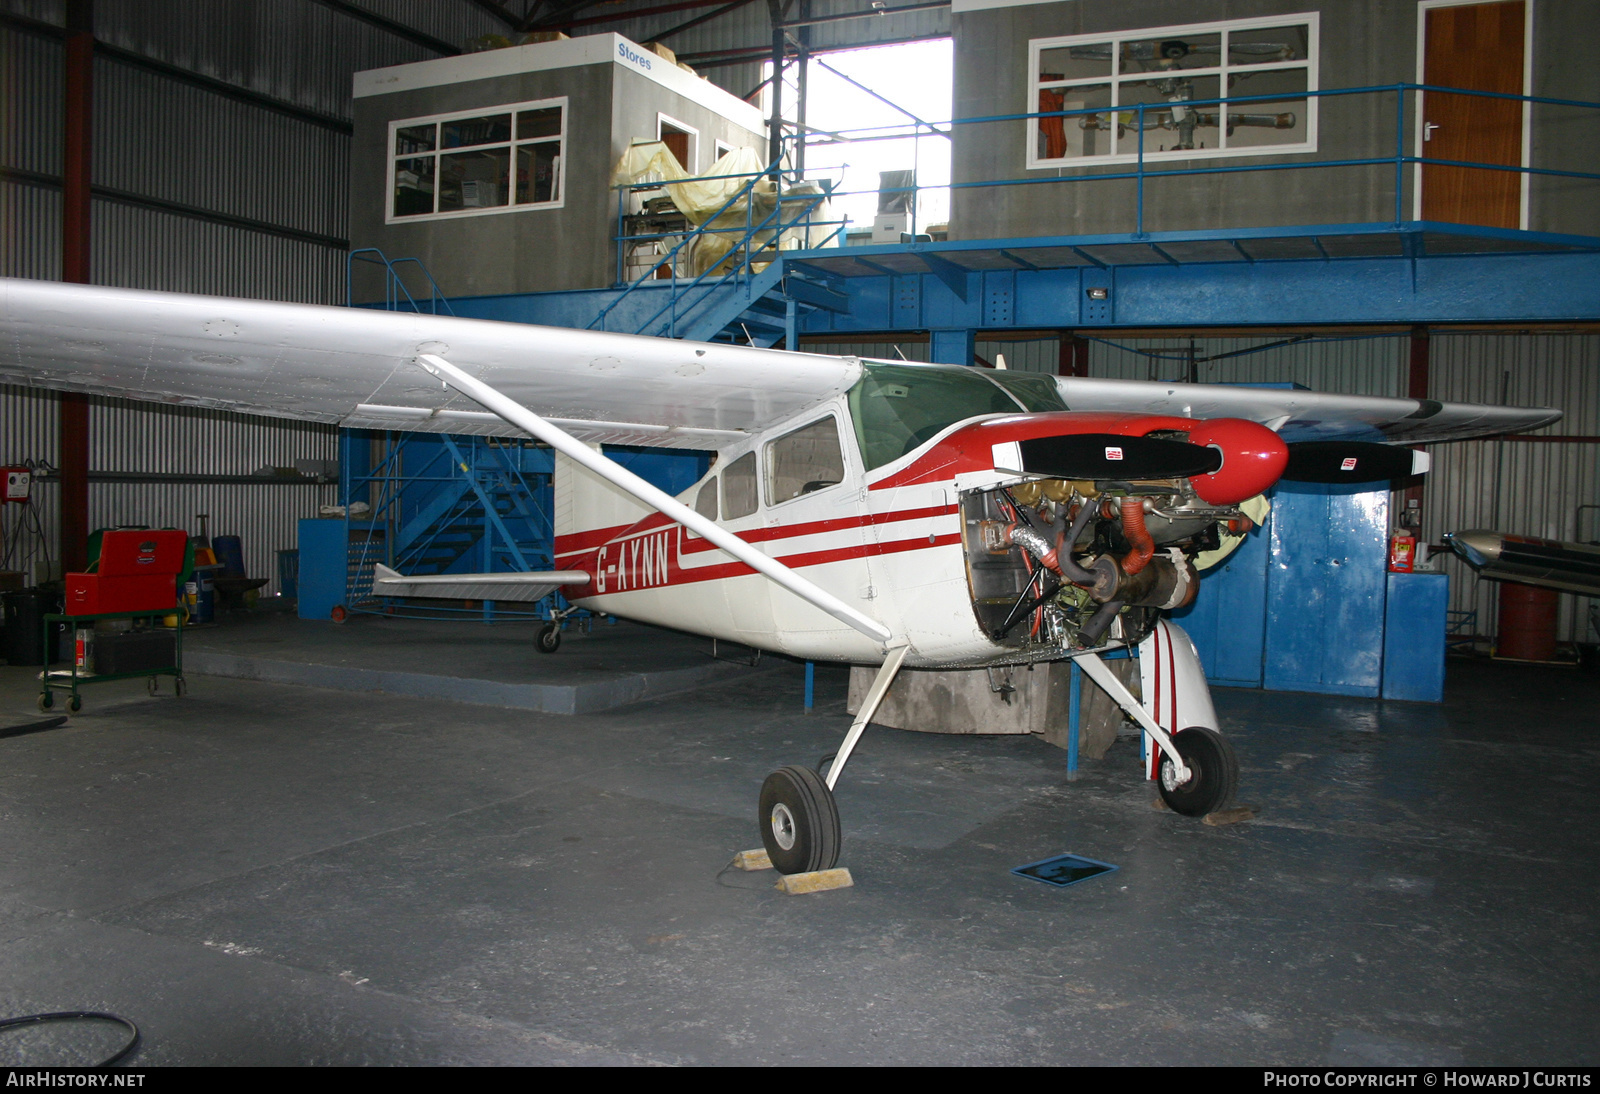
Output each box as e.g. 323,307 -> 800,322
1281,441 -> 1426,484
372,563 -> 588,604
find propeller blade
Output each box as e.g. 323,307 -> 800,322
1018,433 -> 1222,480
1281,441 -> 1424,484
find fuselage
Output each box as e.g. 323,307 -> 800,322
553,361 -> 1286,669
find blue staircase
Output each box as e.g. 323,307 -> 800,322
592,164 -> 850,347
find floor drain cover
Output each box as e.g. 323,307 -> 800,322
1011,853 -> 1118,888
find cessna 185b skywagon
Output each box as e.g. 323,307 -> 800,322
0,278 -> 1561,874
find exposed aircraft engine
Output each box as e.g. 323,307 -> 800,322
962,474 -> 1236,654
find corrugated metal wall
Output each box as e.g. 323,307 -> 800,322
803,331 -> 1600,645
0,0 -> 504,590
1,383 -> 337,592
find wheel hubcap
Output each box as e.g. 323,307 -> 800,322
1161,755 -> 1199,792
769,803 -> 798,851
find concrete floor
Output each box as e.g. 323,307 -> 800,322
0,619 -> 1595,1066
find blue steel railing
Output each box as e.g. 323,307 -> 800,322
597,156 -> 848,337
346,248 -> 457,315
781,82 -> 1600,240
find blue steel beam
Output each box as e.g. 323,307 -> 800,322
423,222 -> 1600,334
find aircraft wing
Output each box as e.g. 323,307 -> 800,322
1055,376 -> 1560,444
371,564 -> 587,604
0,278 -> 861,450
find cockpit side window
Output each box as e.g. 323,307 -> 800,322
722,451 -> 758,519
985,370 -> 1069,412
694,475 -> 719,520
765,416 -> 845,505
847,362 -> 1033,471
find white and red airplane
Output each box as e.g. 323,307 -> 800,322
0,278 -> 1561,874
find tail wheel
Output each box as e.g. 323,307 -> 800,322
330,605 -> 348,624
759,765 -> 841,875
1157,726 -> 1239,817
535,624 -> 561,654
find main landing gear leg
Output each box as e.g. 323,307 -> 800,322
758,641 -> 910,875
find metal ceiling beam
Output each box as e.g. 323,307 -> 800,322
306,0 -> 461,55
651,0 -> 760,43
462,0 -> 524,30
778,1 -> 947,28
552,0 -> 744,31
678,30 -> 949,67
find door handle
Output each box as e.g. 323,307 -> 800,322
1424,122 -> 1441,142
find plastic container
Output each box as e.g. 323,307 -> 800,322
213,535 -> 246,577
3,588 -> 63,665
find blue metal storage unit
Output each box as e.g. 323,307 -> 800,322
1382,571 -> 1450,703
1178,482 -> 1447,701
297,518 -> 350,622
1263,482 -> 1391,698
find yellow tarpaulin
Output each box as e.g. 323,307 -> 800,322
611,142 -> 836,277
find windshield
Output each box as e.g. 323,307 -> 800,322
846,361 -> 1068,471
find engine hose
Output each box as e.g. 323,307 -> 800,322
1079,599 -> 1124,645
1120,497 -> 1155,576
1056,501 -> 1100,586
1007,524 -> 1060,573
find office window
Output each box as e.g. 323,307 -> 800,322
390,98 -> 566,222
1028,14 -> 1316,169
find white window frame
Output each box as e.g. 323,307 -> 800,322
656,112 -> 700,173
386,96 -> 568,224
715,139 -> 735,161
1026,13 -> 1319,171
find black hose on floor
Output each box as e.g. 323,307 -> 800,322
0,717 -> 67,740
0,1011 -> 141,1067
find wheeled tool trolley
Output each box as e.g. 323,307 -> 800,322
38,608 -> 185,712
38,529 -> 191,712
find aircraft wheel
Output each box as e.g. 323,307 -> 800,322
1157,726 -> 1239,817
758,765 -> 841,875
535,624 -> 561,654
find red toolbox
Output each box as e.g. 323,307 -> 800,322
66,529 -> 188,614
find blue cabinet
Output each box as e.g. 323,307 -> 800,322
1263,482 -> 1390,698
1382,571 -> 1449,703
1180,481 -> 1444,700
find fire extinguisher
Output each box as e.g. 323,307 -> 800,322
1388,530 -> 1417,573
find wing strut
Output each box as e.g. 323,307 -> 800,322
414,354 -> 894,646
824,640 -> 910,790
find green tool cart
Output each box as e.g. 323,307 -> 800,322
38,609 -> 186,713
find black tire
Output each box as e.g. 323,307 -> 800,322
758,765 -> 841,875
535,624 -> 561,654
37,692 -> 53,713
147,676 -> 159,696
1157,726 -> 1239,817
67,695 -> 82,714
174,677 -> 187,698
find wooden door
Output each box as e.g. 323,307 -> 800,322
660,126 -> 691,172
1421,0 -> 1526,228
